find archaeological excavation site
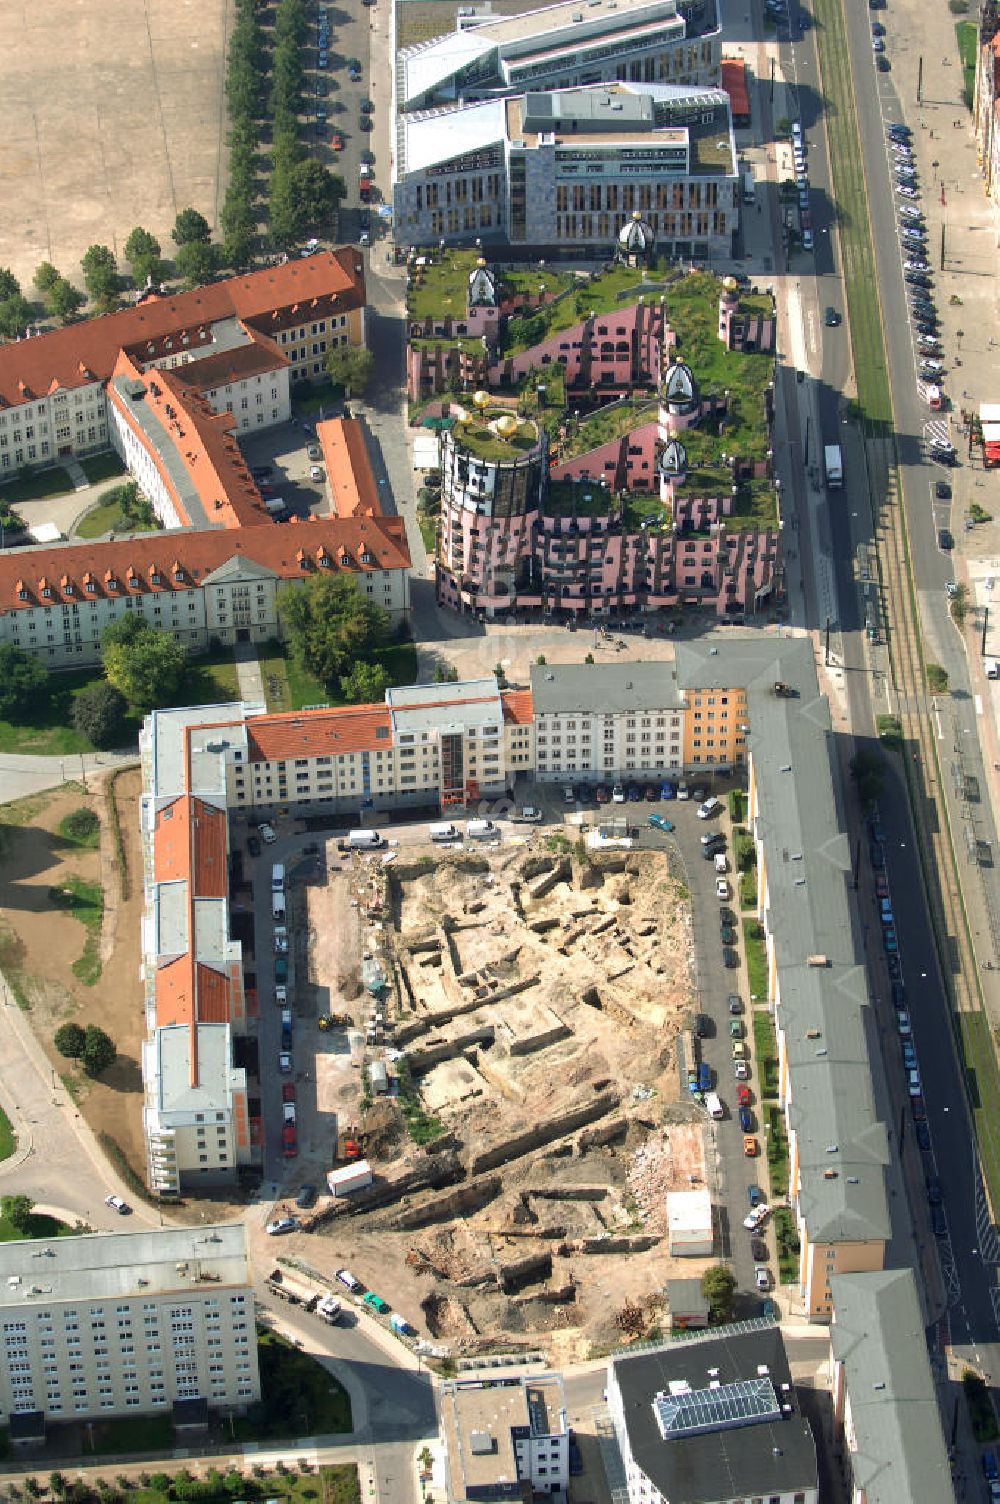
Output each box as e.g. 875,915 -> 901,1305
300,838 -> 718,1360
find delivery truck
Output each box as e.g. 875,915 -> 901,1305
823,444 -> 843,489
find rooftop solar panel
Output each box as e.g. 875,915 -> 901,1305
653,1377 -> 781,1440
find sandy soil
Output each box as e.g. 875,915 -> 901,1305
0,769 -> 147,1177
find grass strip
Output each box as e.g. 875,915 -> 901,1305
0,1104 -> 15,1162
742,916 -> 769,1002
106,766 -> 133,903
753,1009 -> 780,1101
49,875 -> 103,986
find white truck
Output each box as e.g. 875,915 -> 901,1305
266,1267 -> 342,1323
823,444 -> 843,489
327,1159 -> 374,1196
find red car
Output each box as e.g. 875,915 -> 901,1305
737,1084 -> 751,1107
281,1122 -> 298,1158
595,785 -> 610,804
282,1082 -> 296,1103
875,873 -> 890,899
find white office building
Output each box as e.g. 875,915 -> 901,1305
394,82 -> 738,254
0,1224 -> 259,1426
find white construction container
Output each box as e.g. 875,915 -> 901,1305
327,1159 -> 374,1197
666,1187 -> 713,1258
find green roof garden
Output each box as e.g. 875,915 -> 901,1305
452,411 -> 541,463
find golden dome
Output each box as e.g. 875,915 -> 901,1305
473,389 -> 490,409
495,414 -> 518,438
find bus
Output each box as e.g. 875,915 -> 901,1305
742,166 -> 755,205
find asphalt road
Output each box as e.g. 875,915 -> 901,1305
771,0 -> 1000,1359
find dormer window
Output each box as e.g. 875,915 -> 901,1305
63,582 -> 75,596
17,587 -> 27,601
85,581 -> 95,594
173,565 -> 185,582
107,578 -> 119,592
41,586 -> 52,599
340,553 -> 351,567
318,553 -> 331,568
150,571 -> 162,585
360,549 -> 374,565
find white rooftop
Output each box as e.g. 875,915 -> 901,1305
387,677 -> 503,735
146,703 -> 250,801
401,99 -> 507,173
146,1021 -> 243,1118
0,1222 -> 250,1304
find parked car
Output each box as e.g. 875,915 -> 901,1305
295,1184 -> 318,1208
363,1291 -> 389,1314
728,993 -> 743,1014
743,1135 -> 759,1157
266,1216 -> 300,1236
754,1265 -> 771,1291
716,878 -> 731,900
751,1237 -> 768,1261
747,1184 -> 765,1207
722,947 -> 739,969
737,1084 -> 752,1107
660,779 -> 677,799
897,1010 -> 912,1036
739,1105 -> 754,1132
926,1175 -> 943,1206
512,806 -> 543,823
612,784 -> 626,803
649,813 -> 675,832
105,1195 -> 131,1215
247,834 -> 261,857
258,822 -> 277,844
279,1051 -> 292,1073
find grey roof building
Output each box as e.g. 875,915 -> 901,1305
531,660 -> 684,716
829,1270 -> 954,1504
607,1322 -> 818,1504
676,638 -> 891,1316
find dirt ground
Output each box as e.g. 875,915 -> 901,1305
0,770 -> 147,1177
297,842 -> 716,1359
0,0 -> 230,290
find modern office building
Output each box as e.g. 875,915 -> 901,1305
398,0 -> 721,114
607,1322 -> 818,1504
829,1269 -> 953,1504
394,82 -> 737,254
0,1224 -> 258,1427
437,1370 -> 570,1502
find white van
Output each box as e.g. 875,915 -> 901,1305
714,852 -> 729,873
705,1092 -> 724,1119
271,863 -> 285,893
272,893 -> 287,922
466,819 -> 498,840
347,829 -> 383,849
986,657 -> 1000,680
429,822 -> 460,842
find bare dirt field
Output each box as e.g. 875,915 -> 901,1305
0,0 -> 230,291
0,770 -> 147,1177
291,840 -> 714,1360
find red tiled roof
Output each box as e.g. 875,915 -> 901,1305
0,249 -> 365,411
177,326 -> 288,393
193,802 -> 228,899
195,963 -> 231,1024
109,352 -> 269,530
318,417 -> 382,519
246,704 -> 393,762
0,516 -> 410,610
502,689 -> 534,724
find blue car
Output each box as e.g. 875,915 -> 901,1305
318,51 -> 328,67
747,1184 -> 764,1207
738,1105 -> 754,1132
879,899 -> 894,925
660,780 -> 676,799
649,813 -> 675,833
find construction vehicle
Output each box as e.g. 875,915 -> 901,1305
336,1123 -> 366,1162
266,1268 -> 342,1323
318,1013 -> 352,1031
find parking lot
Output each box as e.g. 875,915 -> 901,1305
239,417 -> 345,521
307,0 -> 382,249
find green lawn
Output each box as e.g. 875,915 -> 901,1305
0,1104 -> 15,1162
418,511 -> 438,554
75,498 -> 158,539
743,917 -> 769,1001
0,467 -> 74,505
957,20 -> 977,110
765,1104 -> 790,1198
739,864 -> 757,910
293,379 -> 339,417
752,1008 -> 780,1101
49,875 -> 104,986
773,1205 -> 799,1285
79,453 -> 127,486
231,1330 -> 353,1441
0,1205 -> 71,1241
129,1468 -> 358,1504
184,648 -> 243,706
84,1413 -> 174,1456
259,640 -> 418,713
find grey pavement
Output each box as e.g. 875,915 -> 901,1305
0,749 -> 136,806
235,637 -> 266,706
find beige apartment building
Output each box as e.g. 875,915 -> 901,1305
0,1224 -> 258,1427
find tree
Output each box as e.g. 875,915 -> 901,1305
49,1475 -> 68,1499
733,828 -> 756,872
54,1021 -> 87,1059
172,207 -> 212,246
849,747 -> 885,811
47,277 -> 85,322
0,643 -> 49,716
124,226 -> 161,274
72,681 -> 130,750
33,262 -> 60,293
701,1264 -> 737,1324
277,573 -> 390,688
101,617 -> 188,712
80,244 -> 119,307
324,344 -> 375,396
340,661 -> 390,703
2,1195 -> 35,1234
926,662 -> 949,694
0,268 -> 20,301
81,1025 -> 117,1078
175,240 -> 219,289
287,159 -> 344,231
0,294 -> 33,339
